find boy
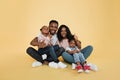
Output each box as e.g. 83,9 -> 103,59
66,37 -> 90,73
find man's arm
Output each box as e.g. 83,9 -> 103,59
30,37 -> 39,46
30,37 -> 46,48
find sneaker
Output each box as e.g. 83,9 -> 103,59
72,63 -> 77,69
83,64 -> 90,73
87,63 -> 98,71
76,65 -> 83,73
32,61 -> 42,67
48,62 -> 58,69
57,62 -> 67,69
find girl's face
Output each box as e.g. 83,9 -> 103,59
41,26 -> 49,34
61,27 -> 67,38
69,40 -> 76,48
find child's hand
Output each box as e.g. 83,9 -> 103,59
73,50 -> 80,53
48,33 -> 52,39
72,50 -> 77,54
76,50 -> 80,53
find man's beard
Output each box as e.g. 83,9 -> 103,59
49,30 -> 56,35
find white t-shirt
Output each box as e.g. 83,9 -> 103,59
37,33 -> 58,46
38,33 -> 50,46
66,46 -> 79,51
50,34 -> 58,45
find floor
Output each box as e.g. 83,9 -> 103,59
0,49 -> 120,80
0,0 -> 120,80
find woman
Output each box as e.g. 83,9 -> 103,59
57,25 -> 93,64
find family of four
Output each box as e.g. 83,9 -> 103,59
26,20 -> 95,73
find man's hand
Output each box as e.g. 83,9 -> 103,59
30,37 -> 47,48
38,40 -> 46,48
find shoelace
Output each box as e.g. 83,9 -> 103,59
76,65 -> 82,70
84,65 -> 90,70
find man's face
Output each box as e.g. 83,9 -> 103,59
49,22 -> 58,35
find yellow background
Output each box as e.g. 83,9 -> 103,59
0,0 -> 120,80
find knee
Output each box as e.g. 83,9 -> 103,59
62,52 -> 74,63
59,47 -> 65,53
62,52 -> 67,57
26,47 -> 34,54
87,45 -> 93,51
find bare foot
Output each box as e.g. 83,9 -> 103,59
43,61 -> 49,65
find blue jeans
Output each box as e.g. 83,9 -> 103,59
73,52 -> 86,64
38,45 -> 59,62
26,45 -> 64,63
62,45 -> 93,64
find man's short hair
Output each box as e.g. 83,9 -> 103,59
49,20 -> 59,26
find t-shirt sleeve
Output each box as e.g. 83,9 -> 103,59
37,33 -> 43,42
66,47 -> 71,51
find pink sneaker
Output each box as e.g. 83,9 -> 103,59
84,64 -> 90,73
76,65 -> 83,73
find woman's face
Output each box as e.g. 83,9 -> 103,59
61,27 -> 67,38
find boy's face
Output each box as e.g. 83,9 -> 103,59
69,40 -> 76,48
41,26 -> 49,34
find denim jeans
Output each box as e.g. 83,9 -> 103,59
26,45 -> 65,63
38,45 -> 59,62
73,52 -> 85,64
62,45 -> 93,64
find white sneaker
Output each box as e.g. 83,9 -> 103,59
42,54 -> 47,60
58,62 -> 67,69
84,70 -> 90,73
32,61 -> 42,67
48,62 -> 58,69
87,63 -> 98,71
72,63 -> 77,69
78,69 -> 84,73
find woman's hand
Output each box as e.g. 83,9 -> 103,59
74,35 -> 78,40
73,35 -> 82,49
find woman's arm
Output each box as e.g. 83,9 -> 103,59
75,40 -> 81,49
74,35 -> 81,49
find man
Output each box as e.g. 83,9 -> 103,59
26,20 -> 66,68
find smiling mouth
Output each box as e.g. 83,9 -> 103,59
51,30 -> 55,33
